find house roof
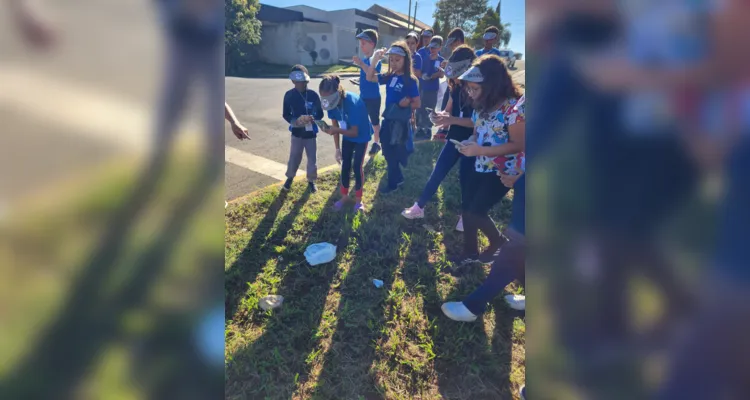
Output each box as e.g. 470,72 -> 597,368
369,4 -> 430,31
257,4 -> 303,23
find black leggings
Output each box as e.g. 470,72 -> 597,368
463,171 -> 511,254
341,140 -> 368,198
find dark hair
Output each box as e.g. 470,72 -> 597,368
447,28 -> 465,43
406,32 -> 419,43
361,29 -> 379,46
386,41 -> 416,81
319,74 -> 345,98
448,45 -> 477,101
291,64 -> 309,74
485,26 -> 500,35
471,55 -> 521,114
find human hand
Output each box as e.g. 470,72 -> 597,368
398,97 -> 410,108
352,55 -> 362,66
373,48 -> 386,60
459,141 -> 483,157
231,122 -> 250,140
499,171 -> 523,188
434,112 -> 451,126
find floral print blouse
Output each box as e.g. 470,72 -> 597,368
471,97 -> 525,173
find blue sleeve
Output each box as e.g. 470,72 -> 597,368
413,54 -> 422,71
375,61 -> 382,73
282,92 -> 293,123
408,78 -> 419,98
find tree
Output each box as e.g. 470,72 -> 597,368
433,0 -> 488,36
471,7 -> 511,48
432,19 -> 442,38
225,0 -> 262,75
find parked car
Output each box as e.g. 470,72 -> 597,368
498,49 -> 516,69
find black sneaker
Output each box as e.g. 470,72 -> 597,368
478,244 -> 503,264
282,178 -> 293,191
369,142 -> 381,155
308,182 -> 317,193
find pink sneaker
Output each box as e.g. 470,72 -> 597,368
401,202 -> 424,219
455,216 -> 464,232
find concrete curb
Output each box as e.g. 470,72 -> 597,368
227,139 -> 440,206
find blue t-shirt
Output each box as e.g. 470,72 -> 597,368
359,57 -> 382,99
476,48 -> 502,57
417,47 -> 430,65
412,52 -> 423,74
715,137 -> 750,283
326,92 -> 373,143
378,74 -> 420,108
420,53 -> 445,92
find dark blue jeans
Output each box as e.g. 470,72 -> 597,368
417,142 -> 474,210
463,228 -> 526,316
380,119 -> 408,188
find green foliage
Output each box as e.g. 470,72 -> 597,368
433,0 -> 488,35
225,0 -> 262,75
471,7 -> 512,48
432,19 -> 442,38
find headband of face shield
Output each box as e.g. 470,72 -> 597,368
320,91 -> 341,111
289,70 -> 310,82
458,65 -> 484,83
385,46 -> 407,57
483,32 -> 498,41
444,59 -> 473,79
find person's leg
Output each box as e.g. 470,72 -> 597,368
366,97 -> 382,154
416,142 -> 461,208
463,232 -> 526,315
304,138 -> 318,183
352,141 -> 368,211
286,136 -> 305,180
461,172 -> 483,256
340,140 -> 355,194
420,90 -> 438,137
469,174 -> 511,256
352,141 -> 367,198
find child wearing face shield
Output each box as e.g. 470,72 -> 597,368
281,65 -> 324,192
361,42 -> 421,194
476,26 -> 503,58
318,74 -> 374,213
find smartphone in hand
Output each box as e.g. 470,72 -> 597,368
314,120 -> 330,130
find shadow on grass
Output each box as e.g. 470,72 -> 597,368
0,158 -> 221,399
225,188 -> 315,320
225,180 -> 350,399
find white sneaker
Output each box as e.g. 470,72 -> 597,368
504,294 -> 525,311
455,215 -> 464,232
520,385 -> 526,400
401,202 -> 425,219
441,302 -> 478,322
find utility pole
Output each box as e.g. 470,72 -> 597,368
407,0 -> 412,31
413,0 -> 418,32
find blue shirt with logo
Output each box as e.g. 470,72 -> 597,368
326,92 -> 373,143
378,74 -> 420,108
412,52 -> 423,74
420,53 -> 445,92
476,48 -> 502,57
359,57 -> 382,99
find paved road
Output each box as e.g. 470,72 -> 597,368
225,60 -> 526,201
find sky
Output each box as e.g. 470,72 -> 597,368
262,0 -> 526,53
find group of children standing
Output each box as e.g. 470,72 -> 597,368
276,23 -> 526,400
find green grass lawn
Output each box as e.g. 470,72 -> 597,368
0,150 -> 224,398
225,142 -> 525,400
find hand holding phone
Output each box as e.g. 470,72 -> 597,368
449,139 -> 464,148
